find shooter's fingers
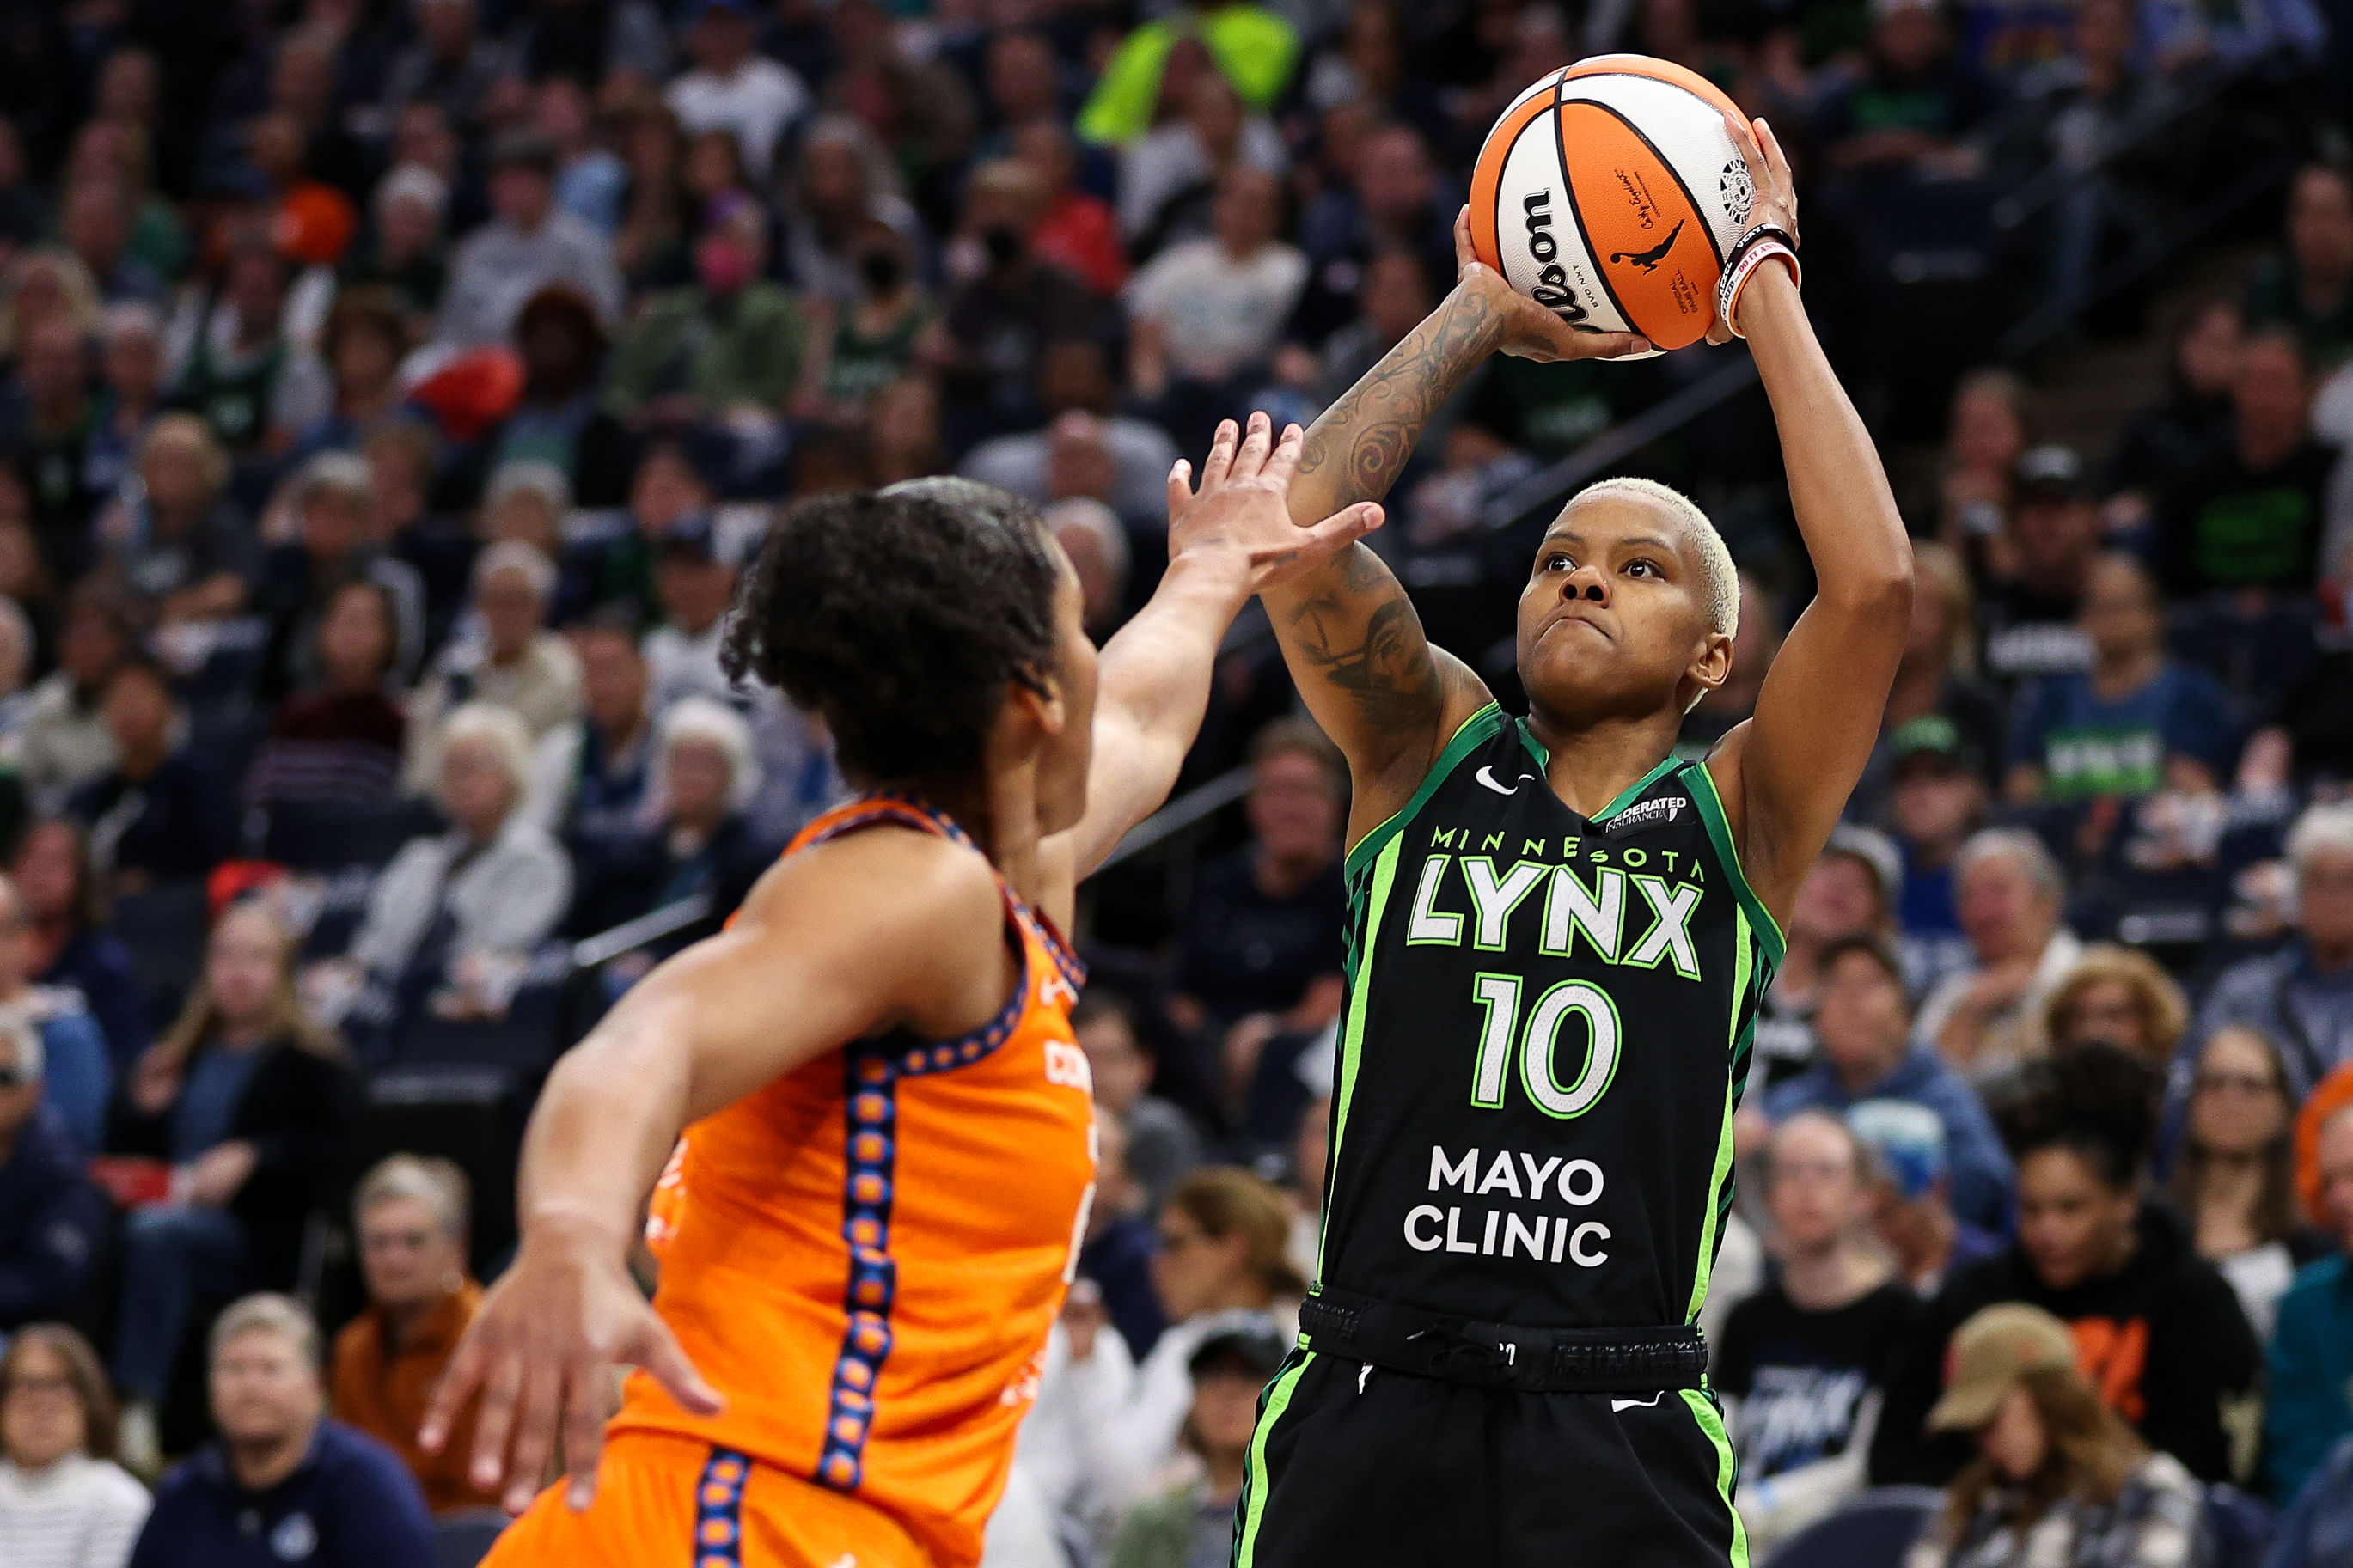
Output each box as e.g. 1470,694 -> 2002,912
1454,206 -> 1476,272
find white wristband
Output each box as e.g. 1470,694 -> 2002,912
1716,240 -> 1800,339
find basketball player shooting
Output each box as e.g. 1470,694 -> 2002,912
1232,117 -> 1911,1567
415,433 -> 1380,1568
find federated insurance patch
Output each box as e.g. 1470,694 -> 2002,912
1604,795 -> 1690,836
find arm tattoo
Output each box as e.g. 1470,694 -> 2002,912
1297,284 -> 1506,507
1286,590 -> 1445,735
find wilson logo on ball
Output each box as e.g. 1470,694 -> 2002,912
1521,191 -> 1591,323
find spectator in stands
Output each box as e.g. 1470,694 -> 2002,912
937,159 -> 1103,451
2263,1100 -> 2353,1501
1716,1113 -> 1920,1555
2245,162 -> 2353,370
529,611 -> 654,869
482,284 -> 634,509
2167,1025 -> 2319,1340
344,166 -> 449,331
1126,165 -> 1307,407
1048,1167 -> 1303,1525
2270,1434 -> 2353,1568
1916,830 -> 2085,1078
2155,327 -> 2337,595
1073,1115 -> 1167,1364
1903,1303 -> 2208,1568
538,76 -> 626,237
107,904 -> 350,1461
2042,946 -> 2191,1072
2185,802 -> 2353,1106
346,704 -> 571,1022
1887,717 -> 1993,982
295,290 -> 412,459
640,516 -> 739,710
795,220 -> 935,420
1768,936 -> 2014,1235
1756,829 -> 1904,1087
1012,121 -> 1127,298
1074,991 -> 1204,1211
400,542 -> 582,796
434,130 -> 622,351
243,580 -> 407,808
2007,552 -> 2239,808
1287,121 -> 1452,351
1850,1098 -> 2005,1296
603,195 -> 804,425
1103,1326 -> 1286,1568
957,338 -> 1183,525
0,1324 -> 150,1568
258,453 -> 426,700
1813,0 -> 1995,175
0,1015 -> 106,1328
90,414 -> 255,630
3,315 -> 102,546
664,0 -> 809,183
2101,301 -> 2242,535
383,0 -> 510,139
1863,543 -> 2006,810
1873,1046 -> 2260,1487
1045,497 -> 1132,642
1115,59 -> 1286,257
0,877 -> 110,1153
1979,447 -> 2099,689
15,817 -> 148,1073
173,235 -> 322,459
565,695 -> 771,946
68,659 -> 225,894
330,1156 -> 492,1516
1169,720 -> 1346,1139
128,1295 -> 433,1568
60,178 -> 162,311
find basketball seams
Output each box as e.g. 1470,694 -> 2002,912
1548,75 -> 1641,341
1559,74 -> 1745,255
1567,95 -> 1727,272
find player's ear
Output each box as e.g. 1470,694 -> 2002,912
1683,631 -> 1733,710
1003,664 -> 1068,742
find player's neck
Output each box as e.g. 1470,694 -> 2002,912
1521,708 -> 1684,821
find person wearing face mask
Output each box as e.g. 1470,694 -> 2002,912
938,159 -> 1107,452
602,198 -> 804,427
1903,1304 -> 2209,1568
1871,1044 -> 2260,1489
794,220 -> 937,419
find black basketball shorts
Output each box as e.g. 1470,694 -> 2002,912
1230,1349 -> 1750,1568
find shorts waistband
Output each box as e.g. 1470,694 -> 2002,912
1298,1290 -> 1708,1394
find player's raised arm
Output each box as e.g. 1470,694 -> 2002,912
1703,115 -> 1916,922
1046,412 -> 1384,883
1265,215 -> 1649,835
418,836 -> 1011,1515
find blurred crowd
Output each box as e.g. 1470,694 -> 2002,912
0,0 -> 2347,1565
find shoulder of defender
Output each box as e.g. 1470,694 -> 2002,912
734,822 -> 1008,959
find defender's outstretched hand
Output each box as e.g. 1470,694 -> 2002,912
1452,209 -> 1652,363
1167,412 -> 1385,594
420,1219 -> 724,1515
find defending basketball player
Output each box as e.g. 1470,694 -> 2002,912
412,430 -> 1403,1568
1232,116 -> 1910,1566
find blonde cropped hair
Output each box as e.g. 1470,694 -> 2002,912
1562,477 -> 1741,640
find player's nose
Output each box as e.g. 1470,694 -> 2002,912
1562,565 -> 1610,606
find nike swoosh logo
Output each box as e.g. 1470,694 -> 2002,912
1611,1394 -> 1666,1412
1476,766 -> 1537,796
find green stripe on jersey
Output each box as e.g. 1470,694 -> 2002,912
1234,1351 -> 1313,1568
1682,761 -> 1788,967
1681,1388 -> 1752,1568
1685,906 -> 1753,1323
1323,836 -> 1400,1282
1510,719 -> 1680,823
1342,704 -> 1505,881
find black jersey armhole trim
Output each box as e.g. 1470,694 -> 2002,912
1343,704 -> 1506,881
1681,759 -> 1788,967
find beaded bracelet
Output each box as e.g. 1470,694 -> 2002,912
1715,223 -> 1801,339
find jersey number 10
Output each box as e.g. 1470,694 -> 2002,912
1469,973 -> 1621,1118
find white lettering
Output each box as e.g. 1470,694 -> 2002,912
1404,1205 -> 1445,1251
1407,856 -> 1464,944
1043,1040 -> 1092,1091
1569,1222 -> 1612,1266
1560,1159 -> 1606,1205
1478,1151 -> 1524,1198
1541,865 -> 1623,961
1626,876 -> 1703,979
1463,858 -> 1548,949
1482,1210 -> 1500,1254
1519,1153 -> 1562,1194
1503,1212 -> 1548,1259
1521,981 -> 1623,1120
1445,1207 -> 1478,1254
1430,1146 -> 1480,1193
1550,1219 -> 1568,1263
1470,976 -> 1519,1108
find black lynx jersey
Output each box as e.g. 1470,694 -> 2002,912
1314,702 -> 1782,1332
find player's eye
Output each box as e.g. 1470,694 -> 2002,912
1625,558 -> 1659,578
1542,552 -> 1574,573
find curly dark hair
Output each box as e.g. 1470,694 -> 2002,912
2001,1042 -> 2162,1190
722,485 -> 1062,789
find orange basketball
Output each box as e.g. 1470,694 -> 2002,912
1468,57 -> 1753,354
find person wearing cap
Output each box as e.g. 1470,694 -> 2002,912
1851,1099 -> 2005,1296
1980,446 -> 2100,688
1753,828 -> 1907,1086
433,129 -> 621,351
1888,714 -> 1992,978
2004,552 -> 2238,810
1902,1303 -> 2208,1568
400,541 -> 582,796
664,0 -> 809,185
1768,935 -> 2014,1235
1713,1113 -> 1920,1556
1103,1325 -> 1290,1568
2154,327 -> 2338,598
1914,828 -> 2086,1079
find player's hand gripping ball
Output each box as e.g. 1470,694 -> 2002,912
1466,55 -> 1792,352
